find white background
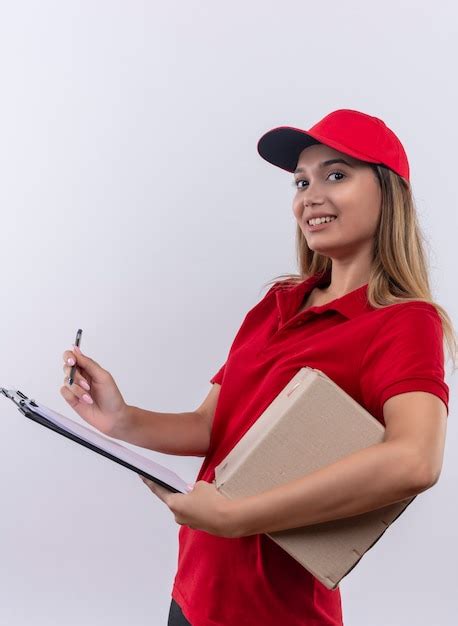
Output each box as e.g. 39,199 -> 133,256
0,1 -> 456,625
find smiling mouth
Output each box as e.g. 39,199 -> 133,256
306,217 -> 338,231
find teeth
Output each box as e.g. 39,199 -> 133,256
308,216 -> 337,226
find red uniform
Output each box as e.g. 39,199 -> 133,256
172,269 -> 449,625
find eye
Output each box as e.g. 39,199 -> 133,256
291,171 -> 346,189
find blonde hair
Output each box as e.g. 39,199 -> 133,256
263,164 -> 458,373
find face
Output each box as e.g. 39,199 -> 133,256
292,144 -> 382,261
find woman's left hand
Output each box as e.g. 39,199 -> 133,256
138,475 -> 240,538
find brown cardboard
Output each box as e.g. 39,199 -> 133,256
213,367 -> 415,590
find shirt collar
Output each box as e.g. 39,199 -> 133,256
275,269 -> 374,324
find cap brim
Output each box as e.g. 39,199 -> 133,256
257,127 -> 322,173
257,125 -> 384,173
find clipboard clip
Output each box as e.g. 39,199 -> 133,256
0,388 -> 39,410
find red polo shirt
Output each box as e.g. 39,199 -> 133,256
172,269 -> 449,626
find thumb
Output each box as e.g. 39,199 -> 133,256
71,344 -> 105,380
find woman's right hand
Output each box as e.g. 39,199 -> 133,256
60,345 -> 129,437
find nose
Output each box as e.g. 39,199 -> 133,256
300,180 -> 325,209
303,190 -> 325,209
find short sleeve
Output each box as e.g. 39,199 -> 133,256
210,362 -> 226,385
360,303 -> 449,420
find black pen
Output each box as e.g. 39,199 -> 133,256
68,328 -> 83,385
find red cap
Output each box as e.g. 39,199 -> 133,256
257,109 -> 410,181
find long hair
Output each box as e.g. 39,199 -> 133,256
262,164 -> 458,372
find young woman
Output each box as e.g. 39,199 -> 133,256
61,109 -> 456,626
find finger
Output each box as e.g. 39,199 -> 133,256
141,477 -> 171,503
62,350 -> 79,380
62,348 -> 94,390
62,361 -> 82,378
61,376 -> 93,404
63,349 -> 77,366
62,366 -> 91,390
141,475 -> 162,490
62,364 -> 91,390
63,347 -> 106,384
60,384 -> 84,409
63,361 -> 76,375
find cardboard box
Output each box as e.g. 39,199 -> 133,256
214,367 -> 415,590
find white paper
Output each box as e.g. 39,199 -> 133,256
26,400 -> 191,493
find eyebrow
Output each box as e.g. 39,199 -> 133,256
294,158 -> 355,174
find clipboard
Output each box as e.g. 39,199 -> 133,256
1,387 -> 191,494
